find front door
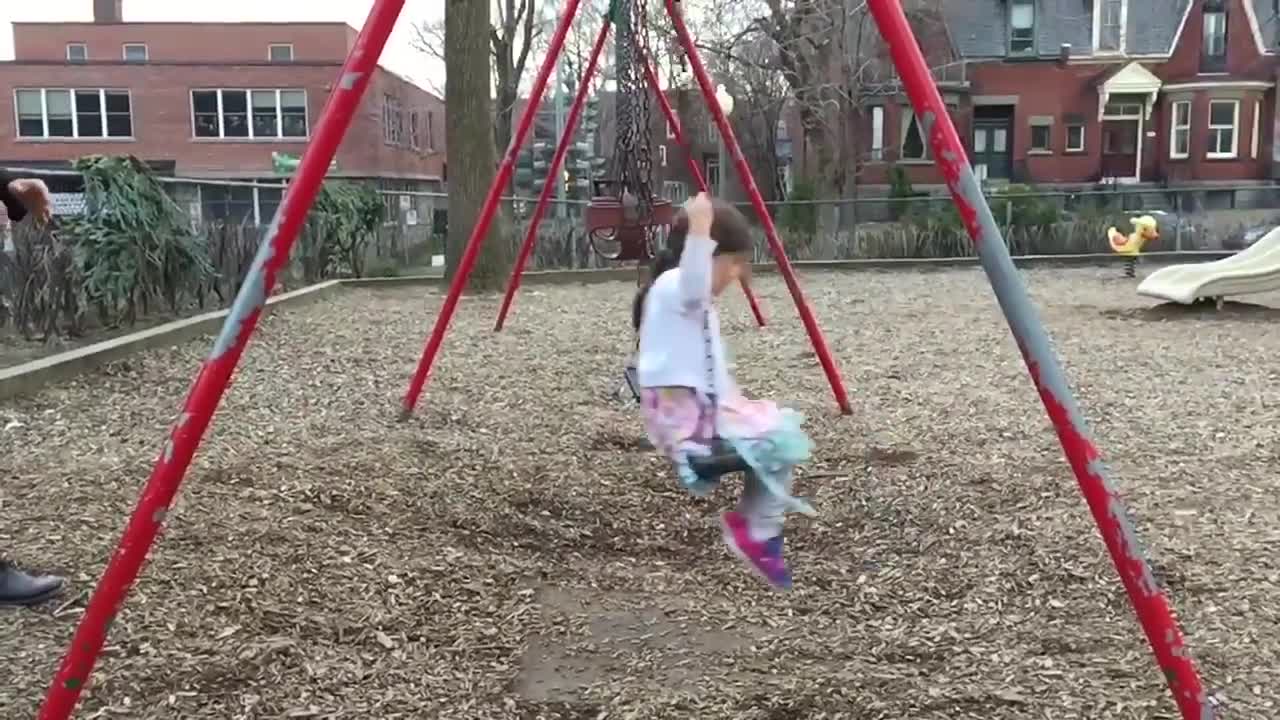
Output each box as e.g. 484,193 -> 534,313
1102,119 -> 1140,181
972,121 -> 1011,181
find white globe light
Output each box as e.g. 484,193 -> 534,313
715,84 -> 734,116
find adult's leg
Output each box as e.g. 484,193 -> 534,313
0,557 -> 66,607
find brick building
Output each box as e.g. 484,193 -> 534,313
856,0 -> 1280,193
0,0 -> 446,225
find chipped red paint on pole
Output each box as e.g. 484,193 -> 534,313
640,52 -> 767,328
494,18 -> 612,332
863,2 -> 1216,718
36,2 -> 407,717
665,0 -> 851,415
402,0 -> 586,416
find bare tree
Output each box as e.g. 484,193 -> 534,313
415,0 -> 544,154
444,0 -> 515,290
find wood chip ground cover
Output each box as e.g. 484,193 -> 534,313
2,267 -> 1277,719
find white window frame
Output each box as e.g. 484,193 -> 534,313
663,180 -> 688,203
1065,123 -> 1086,152
66,43 -> 87,63
426,111 -> 436,151
189,88 -> 310,140
1093,0 -> 1127,55
1251,99 -> 1261,159
705,158 -> 721,193
666,113 -> 677,139
122,43 -> 148,63
409,110 -> 420,149
658,144 -> 668,167
1206,99 -> 1239,159
870,105 -> 884,160
13,88 -> 135,140
1169,100 -> 1191,159
268,44 -> 294,62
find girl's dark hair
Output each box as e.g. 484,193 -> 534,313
632,198 -> 752,330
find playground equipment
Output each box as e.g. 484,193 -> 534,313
1108,214 -> 1160,278
1138,224 -> 1280,306
35,1 -> 1213,719
492,1 -> 766,329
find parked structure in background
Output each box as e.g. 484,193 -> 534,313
0,0 -> 446,228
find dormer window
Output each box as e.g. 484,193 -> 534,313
1096,0 -> 1125,53
1201,0 -> 1227,73
1009,0 -> 1036,55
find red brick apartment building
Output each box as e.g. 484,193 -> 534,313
0,0 -> 445,225
846,0 -> 1280,198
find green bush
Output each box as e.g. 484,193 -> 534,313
778,178 -> 818,236
62,155 -> 215,326
297,181 -> 384,281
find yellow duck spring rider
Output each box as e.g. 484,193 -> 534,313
1108,214 -> 1159,278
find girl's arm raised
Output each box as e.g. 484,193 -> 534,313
677,193 -> 716,308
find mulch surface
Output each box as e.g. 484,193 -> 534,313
2,267 -> 1277,719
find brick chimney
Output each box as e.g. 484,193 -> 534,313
93,0 -> 123,23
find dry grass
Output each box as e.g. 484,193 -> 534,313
2,266 -> 1278,719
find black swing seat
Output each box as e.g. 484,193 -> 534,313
688,438 -> 752,482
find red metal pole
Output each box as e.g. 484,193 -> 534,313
401,0 -> 584,416
640,52 -> 767,328
494,17 -> 611,332
35,2 -> 406,718
863,2 -> 1216,719
664,0 -> 851,415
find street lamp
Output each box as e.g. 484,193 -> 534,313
713,84 -> 734,196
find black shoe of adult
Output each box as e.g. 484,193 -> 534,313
0,561 -> 66,607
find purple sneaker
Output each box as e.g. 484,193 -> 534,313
721,511 -> 793,590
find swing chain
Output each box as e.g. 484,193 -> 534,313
613,0 -> 656,233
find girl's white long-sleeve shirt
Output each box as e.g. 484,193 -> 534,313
636,233 -> 735,397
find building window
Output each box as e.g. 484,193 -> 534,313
659,145 -> 668,167
1029,117 -> 1053,153
14,88 -> 133,139
1169,100 -> 1191,158
122,43 -> 148,63
191,89 -> 308,139
383,95 -> 404,145
900,111 -> 929,160
268,44 -> 294,62
1009,0 -> 1035,55
870,105 -> 884,160
1096,0 -> 1125,53
1065,121 -> 1085,152
1201,2 -> 1227,73
666,112 -> 677,139
200,180 -> 283,226
66,43 -> 87,63
426,111 -> 436,151
1251,99 -> 1261,158
1206,99 -> 1238,159
705,158 -> 720,194
663,181 -> 689,203
410,111 -> 420,149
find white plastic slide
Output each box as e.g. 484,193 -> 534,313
1136,226 -> 1280,304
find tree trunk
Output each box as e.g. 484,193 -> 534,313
445,0 -> 514,291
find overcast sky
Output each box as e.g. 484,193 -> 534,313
0,0 -> 446,91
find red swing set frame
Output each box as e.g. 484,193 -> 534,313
35,1 -> 1216,719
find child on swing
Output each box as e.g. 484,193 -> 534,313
633,192 -> 814,590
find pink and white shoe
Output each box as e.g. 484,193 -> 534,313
721,511 -> 793,590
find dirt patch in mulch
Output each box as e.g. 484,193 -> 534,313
2,267 -> 1277,718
